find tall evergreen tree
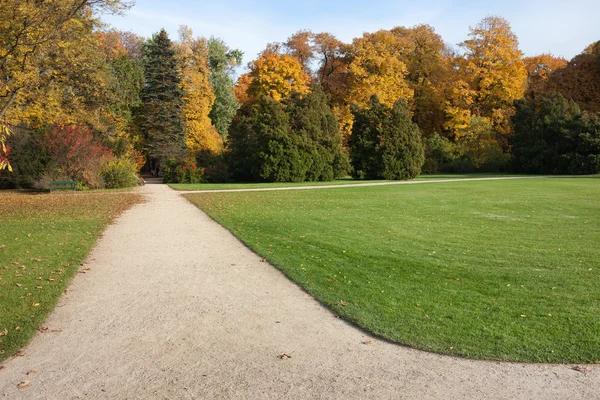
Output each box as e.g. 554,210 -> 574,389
287,87 -> 349,181
207,38 -> 243,139
140,29 -> 187,173
350,95 -> 424,180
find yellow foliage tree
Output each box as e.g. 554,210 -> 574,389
457,16 -> 527,139
347,30 -> 414,107
391,24 -> 452,137
0,0 -> 129,121
247,50 -> 311,102
176,26 -> 223,154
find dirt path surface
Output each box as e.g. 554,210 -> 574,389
1,184 -> 597,399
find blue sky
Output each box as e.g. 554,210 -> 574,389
103,0 -> 599,68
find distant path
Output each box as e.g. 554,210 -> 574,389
176,175 -> 554,194
0,184 -> 597,399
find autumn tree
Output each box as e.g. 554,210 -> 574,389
546,42 -> 600,113
447,16 -> 527,143
244,50 -> 311,103
523,54 -> 567,100
349,96 -> 424,180
330,30 -> 415,140
391,25 -> 452,137
283,30 -> 314,73
175,26 -> 223,155
347,30 -> 413,107
207,38 -> 243,138
0,0 -> 132,170
140,29 -> 187,172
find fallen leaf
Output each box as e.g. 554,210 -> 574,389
0,245 -> 6,249
0,350 -> 5,355
26,370 -> 36,375
339,301 -> 348,307
572,366 -> 592,374
31,303 -> 40,307
14,350 -> 25,357
39,326 -> 49,333
0,364 -> 5,370
279,353 -> 292,359
260,258 -> 266,263
15,283 -> 22,287
0,329 -> 7,336
520,315 -> 527,318
363,340 -> 373,345
17,381 -> 30,389
51,329 -> 62,333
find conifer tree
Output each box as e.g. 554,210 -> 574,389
350,95 -> 424,180
140,29 -> 187,173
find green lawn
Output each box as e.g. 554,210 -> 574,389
170,173 -> 517,191
186,177 -> 600,362
0,191 -> 141,362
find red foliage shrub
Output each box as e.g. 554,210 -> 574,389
43,125 -> 113,188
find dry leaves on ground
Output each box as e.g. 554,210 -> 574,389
17,381 -> 30,389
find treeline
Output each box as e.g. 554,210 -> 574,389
1,2 -> 599,188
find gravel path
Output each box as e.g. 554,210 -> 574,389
0,184 -> 597,399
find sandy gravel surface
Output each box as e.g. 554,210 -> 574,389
0,184 -> 597,399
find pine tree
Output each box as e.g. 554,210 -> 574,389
140,29 -> 187,173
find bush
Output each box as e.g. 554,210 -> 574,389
422,133 -> 457,173
42,125 -> 113,188
100,157 -> 139,188
162,157 -> 203,184
349,96 -> 424,180
195,150 -> 229,183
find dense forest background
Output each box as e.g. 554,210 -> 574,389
1,0 -> 599,188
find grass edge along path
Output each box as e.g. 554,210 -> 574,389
0,191 -> 143,363
170,173 -> 528,191
185,177 -> 600,363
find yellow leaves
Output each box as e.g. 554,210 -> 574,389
247,50 -> 311,102
347,30 -> 413,108
175,31 -> 221,155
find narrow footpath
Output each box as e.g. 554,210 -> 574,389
0,184 -> 597,399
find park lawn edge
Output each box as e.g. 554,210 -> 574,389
170,173 -> 523,191
0,192 -> 143,363
183,178 -> 600,364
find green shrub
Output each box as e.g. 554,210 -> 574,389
349,96 -> 424,180
162,157 -> 203,183
100,157 -> 139,188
